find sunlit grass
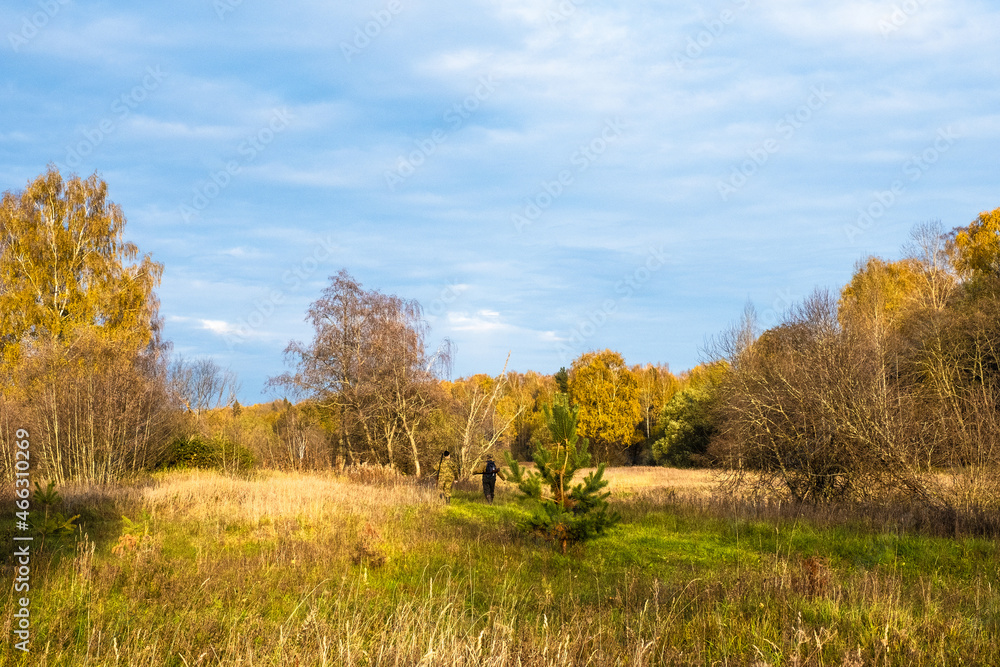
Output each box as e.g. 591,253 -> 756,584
1,468 -> 997,666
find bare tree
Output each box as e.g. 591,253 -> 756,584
912,293 -> 1000,507
716,290 -> 940,505
169,356 -> 240,414
2,332 -> 173,484
272,270 -> 448,474
902,220 -> 958,312
449,355 -> 522,478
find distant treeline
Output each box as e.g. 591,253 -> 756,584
3,167 -> 999,513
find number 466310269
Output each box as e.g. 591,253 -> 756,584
14,429 -> 30,526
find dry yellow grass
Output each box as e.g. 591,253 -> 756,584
141,469 -> 437,521
503,464 -> 721,500
4,466 -> 998,666
596,466 -> 720,497
52,468 -> 439,533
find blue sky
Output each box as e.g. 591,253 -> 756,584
3,0 -> 998,405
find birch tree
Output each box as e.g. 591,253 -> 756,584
273,270 -> 446,473
0,167 -> 168,482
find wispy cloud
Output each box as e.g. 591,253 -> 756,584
447,309 -> 509,333
3,0 -> 998,400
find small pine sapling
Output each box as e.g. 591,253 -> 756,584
31,481 -> 80,551
505,394 -> 619,553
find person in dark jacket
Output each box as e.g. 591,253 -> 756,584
473,454 -> 505,503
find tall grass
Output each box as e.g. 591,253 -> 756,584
2,468 -> 998,665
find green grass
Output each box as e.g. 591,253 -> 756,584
2,470 -> 998,665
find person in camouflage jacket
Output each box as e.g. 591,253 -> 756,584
433,450 -> 457,504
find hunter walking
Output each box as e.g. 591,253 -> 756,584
473,454 -> 505,503
434,450 -> 457,504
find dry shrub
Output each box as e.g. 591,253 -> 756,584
111,533 -> 141,557
717,293 -> 938,506
647,481 -> 1000,539
341,462 -> 407,487
0,332 -> 173,483
793,555 -> 831,598
351,522 -> 389,568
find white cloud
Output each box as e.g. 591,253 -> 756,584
5,0 -> 1000,403
125,117 -> 237,141
221,246 -> 266,259
0,131 -> 30,142
418,49 -> 491,76
759,1 -> 889,41
240,162 -> 362,188
447,309 -> 508,333
23,15 -> 180,63
538,330 -> 565,343
200,319 -> 239,336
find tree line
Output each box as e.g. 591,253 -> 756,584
0,168 -> 687,483
3,166 -> 998,515
270,293 -> 682,477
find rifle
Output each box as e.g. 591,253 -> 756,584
435,451 -> 445,485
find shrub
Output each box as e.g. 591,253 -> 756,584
652,365 -> 722,468
159,435 -> 254,472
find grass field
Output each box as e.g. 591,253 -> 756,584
2,467 -> 998,666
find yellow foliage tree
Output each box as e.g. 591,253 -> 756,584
0,167 -> 163,372
502,370 -> 558,459
631,362 -> 679,442
838,256 -> 922,337
0,167 -> 168,482
447,364 -> 521,477
949,207 -> 1000,279
567,349 -> 641,463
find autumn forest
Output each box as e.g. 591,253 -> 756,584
2,168 -> 1000,516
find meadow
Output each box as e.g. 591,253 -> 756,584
2,466 -> 998,666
